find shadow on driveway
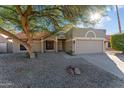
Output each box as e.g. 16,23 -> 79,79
78,52 -> 124,80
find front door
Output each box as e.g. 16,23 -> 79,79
46,41 -> 54,50
58,40 -> 65,52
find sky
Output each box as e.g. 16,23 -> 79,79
78,5 -> 124,35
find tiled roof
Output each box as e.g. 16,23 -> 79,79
16,31 -> 50,40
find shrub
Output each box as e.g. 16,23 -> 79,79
111,33 -> 124,52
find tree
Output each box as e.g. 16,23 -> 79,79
0,5 -> 107,58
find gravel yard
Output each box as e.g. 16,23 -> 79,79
0,53 -> 124,88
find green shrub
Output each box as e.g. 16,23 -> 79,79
111,33 -> 124,52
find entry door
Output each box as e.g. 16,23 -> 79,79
46,41 -> 54,50
58,40 -> 65,51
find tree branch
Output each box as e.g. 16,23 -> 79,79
16,5 -> 23,15
0,14 -> 21,25
0,6 -> 17,13
24,5 -> 33,16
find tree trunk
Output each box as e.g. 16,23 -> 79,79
27,40 -> 35,58
20,14 -> 35,58
0,27 -> 34,58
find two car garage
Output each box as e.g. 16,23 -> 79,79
67,28 -> 106,55
74,39 -> 104,54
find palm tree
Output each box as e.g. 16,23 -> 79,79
116,5 -> 122,33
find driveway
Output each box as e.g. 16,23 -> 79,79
0,53 -> 124,87
74,51 -> 124,80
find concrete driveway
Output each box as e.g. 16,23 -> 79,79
79,51 -> 124,80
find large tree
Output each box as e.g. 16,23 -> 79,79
0,5 -> 107,58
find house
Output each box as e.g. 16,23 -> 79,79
0,34 -> 13,53
104,35 -> 111,50
65,28 -> 106,54
0,27 -> 106,55
0,35 -> 8,53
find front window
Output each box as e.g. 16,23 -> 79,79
46,41 -> 54,50
20,44 -> 26,51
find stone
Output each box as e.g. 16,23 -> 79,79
74,67 -> 81,75
67,68 -> 75,76
66,66 -> 75,76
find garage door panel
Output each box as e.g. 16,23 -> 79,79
75,40 -> 103,54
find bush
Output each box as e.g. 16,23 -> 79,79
111,33 -> 124,52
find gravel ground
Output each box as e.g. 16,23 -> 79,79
0,53 -> 124,88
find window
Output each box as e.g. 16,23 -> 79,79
46,41 -> 54,50
20,44 -> 26,51
85,31 -> 96,38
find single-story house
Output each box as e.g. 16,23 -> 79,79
0,27 -> 106,55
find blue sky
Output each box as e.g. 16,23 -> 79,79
102,5 -> 124,35
78,5 -> 124,35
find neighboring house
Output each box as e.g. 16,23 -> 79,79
0,27 -> 106,54
0,35 -> 8,53
105,35 -> 111,50
0,34 -> 13,53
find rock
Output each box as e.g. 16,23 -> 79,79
66,66 -> 75,76
67,68 -> 75,76
74,68 -> 81,75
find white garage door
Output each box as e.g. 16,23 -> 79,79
0,43 -> 7,53
75,40 -> 103,54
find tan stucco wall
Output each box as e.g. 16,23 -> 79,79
13,39 -> 42,53
64,30 -> 73,53
44,35 -> 56,41
65,29 -> 73,39
0,35 -> 8,43
65,40 -> 73,53
32,40 -> 41,52
0,35 -> 8,53
67,27 -> 106,39
0,43 -> 7,53
41,40 -> 44,53
13,39 -> 20,53
7,42 -> 13,53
